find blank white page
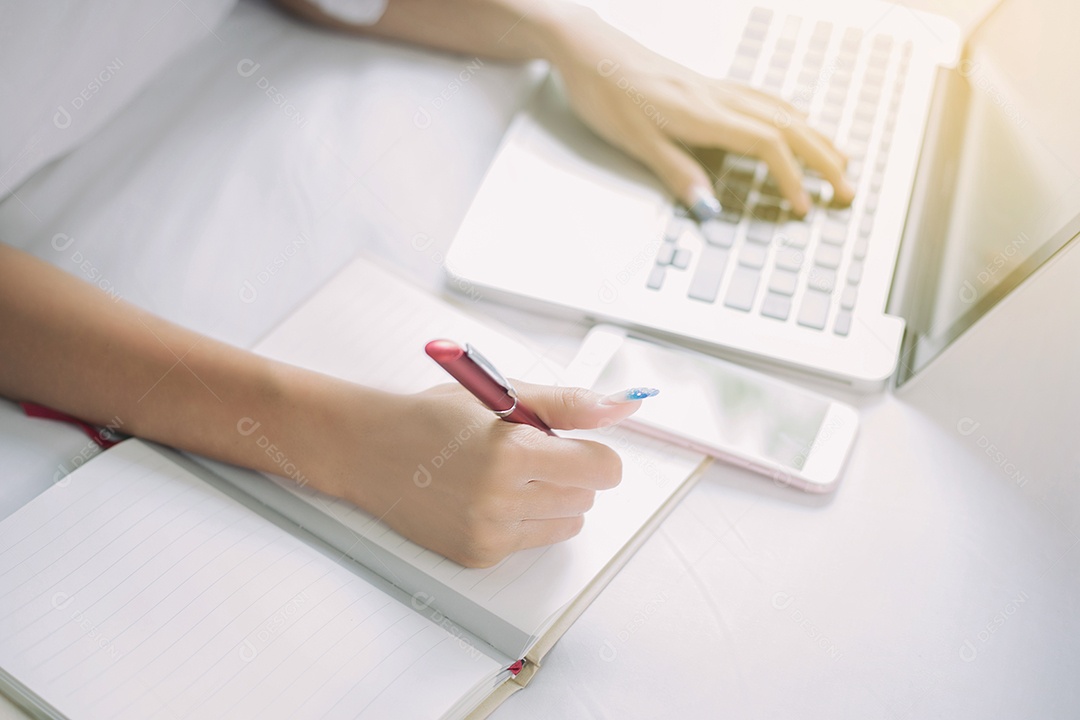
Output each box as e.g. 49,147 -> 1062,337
253,256 -> 562,393
252,257 -> 705,643
0,440 -> 502,720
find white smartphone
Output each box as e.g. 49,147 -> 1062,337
565,326 -> 859,493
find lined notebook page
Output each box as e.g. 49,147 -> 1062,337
253,257 -> 704,641
0,440 -> 502,720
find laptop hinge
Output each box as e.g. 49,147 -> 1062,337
888,63 -> 970,386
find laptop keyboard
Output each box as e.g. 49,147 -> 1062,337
647,8 -> 912,336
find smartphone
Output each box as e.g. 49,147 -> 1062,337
565,326 -> 859,492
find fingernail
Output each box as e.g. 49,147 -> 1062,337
689,187 -> 721,221
599,387 -> 660,405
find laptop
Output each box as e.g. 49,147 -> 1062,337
445,0 -> 1080,390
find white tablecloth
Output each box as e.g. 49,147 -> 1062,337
2,1 -> 1077,718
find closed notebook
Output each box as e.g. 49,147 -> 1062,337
0,256 -> 709,719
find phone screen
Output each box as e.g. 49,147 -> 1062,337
592,338 -> 830,470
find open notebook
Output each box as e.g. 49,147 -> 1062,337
0,257 -> 709,719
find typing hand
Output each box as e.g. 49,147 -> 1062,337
549,8 -> 854,218
314,382 -> 641,568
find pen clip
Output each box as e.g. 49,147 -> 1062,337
465,344 -> 517,399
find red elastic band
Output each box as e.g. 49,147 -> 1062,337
508,659 -> 524,676
19,402 -> 121,449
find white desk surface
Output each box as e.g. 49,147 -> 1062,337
2,1 -> 1077,718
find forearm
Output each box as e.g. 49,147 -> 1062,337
0,245 -> 382,490
276,0 -> 591,64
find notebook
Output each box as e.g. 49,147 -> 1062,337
0,256 -> 710,719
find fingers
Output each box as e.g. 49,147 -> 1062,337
628,134 -> 721,218
520,480 -> 596,520
718,112 -> 812,216
529,433 -> 624,490
514,516 -> 587,553
783,125 -> 854,206
512,381 -> 643,431
684,83 -> 854,215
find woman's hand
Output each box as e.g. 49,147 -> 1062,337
284,0 -> 852,217
546,7 -> 854,218
298,379 -> 642,568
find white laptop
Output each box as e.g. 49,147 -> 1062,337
445,0 -> 1080,390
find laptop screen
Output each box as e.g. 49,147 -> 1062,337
895,0 -> 1080,383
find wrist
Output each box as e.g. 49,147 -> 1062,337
520,1 -> 600,66
265,364 -> 400,507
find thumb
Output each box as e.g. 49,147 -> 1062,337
635,136 -> 721,220
512,382 -> 657,431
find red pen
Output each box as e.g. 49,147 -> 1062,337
425,340 -> 554,435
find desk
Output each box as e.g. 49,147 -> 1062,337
2,0 -> 1077,717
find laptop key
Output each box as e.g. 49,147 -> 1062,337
761,291 -> 792,321
859,215 -> 875,238
821,218 -> 849,245
797,289 -> 831,330
846,159 -> 863,182
852,238 -> 868,260
664,218 -> 689,242
815,244 -> 843,269
687,245 -> 730,302
846,260 -> 864,284
775,246 -> 805,271
768,269 -> 798,296
747,204 -> 782,243
724,266 -> 761,311
656,243 -> 675,265
672,248 -> 691,270
840,284 -> 858,310
802,176 -> 832,204
701,219 -> 736,248
778,221 -> 809,248
834,309 -> 853,336
729,58 -> 755,81
739,243 -> 768,269
864,192 -> 879,215
808,266 -> 837,292
646,264 -> 665,290
746,222 -> 776,245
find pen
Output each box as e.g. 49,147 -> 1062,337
425,340 -> 554,435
